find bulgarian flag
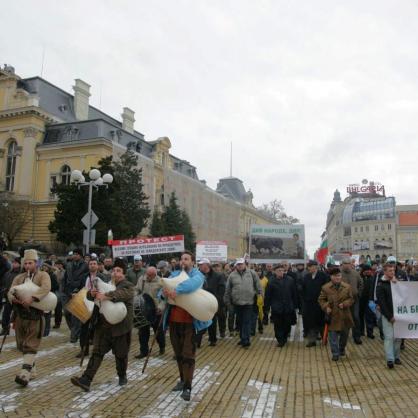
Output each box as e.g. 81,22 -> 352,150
316,239 -> 328,265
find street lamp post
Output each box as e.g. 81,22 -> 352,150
71,168 -> 113,254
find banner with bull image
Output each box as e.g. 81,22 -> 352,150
249,224 -> 305,263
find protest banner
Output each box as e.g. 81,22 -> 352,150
112,235 -> 184,258
196,240 -> 228,262
249,224 -> 305,263
392,281 -> 418,339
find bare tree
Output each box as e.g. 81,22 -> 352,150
258,198 -> 299,224
0,192 -> 31,247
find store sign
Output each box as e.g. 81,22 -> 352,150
112,235 -> 184,257
196,241 -> 228,262
347,182 -> 385,195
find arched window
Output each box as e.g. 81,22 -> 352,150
5,141 -> 18,191
60,165 -> 71,185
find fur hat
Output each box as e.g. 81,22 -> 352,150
23,249 -> 38,262
113,258 -> 127,274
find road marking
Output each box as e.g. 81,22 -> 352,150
240,379 -> 281,418
323,397 -> 362,411
141,364 -> 220,418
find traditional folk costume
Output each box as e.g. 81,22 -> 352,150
8,249 -> 51,386
162,268 -> 211,401
71,259 -> 134,391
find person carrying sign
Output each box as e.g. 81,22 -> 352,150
376,263 -> 402,369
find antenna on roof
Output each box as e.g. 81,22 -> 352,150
40,47 -> 45,77
99,80 -> 102,108
230,141 -> 233,177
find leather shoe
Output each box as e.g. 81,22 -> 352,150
306,342 -> 316,348
395,358 -> 402,365
332,355 -> 339,361
387,361 -> 394,369
71,376 -> 90,392
135,353 -> 147,360
354,339 -> 362,345
118,375 -> 128,386
181,389 -> 191,401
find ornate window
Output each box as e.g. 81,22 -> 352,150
60,165 -> 71,185
5,141 -> 18,191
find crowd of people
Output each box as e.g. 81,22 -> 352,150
1,248 -> 417,399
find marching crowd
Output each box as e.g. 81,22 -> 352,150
1,248 -> 418,400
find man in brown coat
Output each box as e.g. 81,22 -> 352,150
71,258 -> 134,391
8,249 -> 51,386
318,267 -> 354,361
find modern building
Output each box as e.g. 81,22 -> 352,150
324,181 -> 418,262
325,181 -> 397,263
0,65 -> 275,257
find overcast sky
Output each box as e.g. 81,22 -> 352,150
2,0 -> 418,255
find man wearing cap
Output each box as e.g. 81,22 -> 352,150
62,248 -> 89,343
71,258 -> 134,391
302,260 -> 328,347
126,255 -> 145,286
8,249 -> 51,386
341,257 -> 364,345
264,264 -> 298,347
198,258 -> 226,346
0,257 -> 21,336
224,258 -> 261,348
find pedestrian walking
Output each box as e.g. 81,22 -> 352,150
264,264 -> 298,347
318,267 -> 354,361
302,260 -> 328,347
224,258 -> 261,348
71,258 -> 134,391
8,250 -> 51,386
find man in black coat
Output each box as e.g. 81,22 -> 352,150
62,248 -> 89,343
302,260 -> 329,347
264,264 -> 298,347
198,259 -> 226,346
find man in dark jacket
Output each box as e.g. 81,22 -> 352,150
302,260 -> 328,347
264,264 -> 298,347
198,259 -> 226,346
0,257 -> 21,335
71,258 -> 134,391
359,264 -> 377,338
62,248 -> 89,343
376,263 -> 402,369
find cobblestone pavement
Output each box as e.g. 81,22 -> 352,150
0,319 -> 417,417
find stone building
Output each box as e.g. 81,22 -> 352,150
396,205 -> 418,261
0,65 -> 274,257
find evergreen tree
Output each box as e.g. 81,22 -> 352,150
49,150 -> 150,247
149,208 -> 165,237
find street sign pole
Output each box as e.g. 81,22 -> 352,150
86,181 -> 93,254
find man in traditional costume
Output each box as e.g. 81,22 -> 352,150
70,258 -> 134,391
162,251 -> 211,401
8,249 -> 51,386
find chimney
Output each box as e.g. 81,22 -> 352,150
73,79 -> 91,120
121,107 -> 135,133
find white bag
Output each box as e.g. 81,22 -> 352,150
162,270 -> 218,321
11,280 -> 57,311
95,278 -> 127,325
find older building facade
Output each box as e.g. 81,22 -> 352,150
0,65 -> 274,257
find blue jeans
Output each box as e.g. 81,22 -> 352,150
381,316 -> 401,362
329,330 -> 349,357
235,305 -> 253,345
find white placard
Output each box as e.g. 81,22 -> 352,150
196,240 -> 228,262
392,281 -> 418,339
